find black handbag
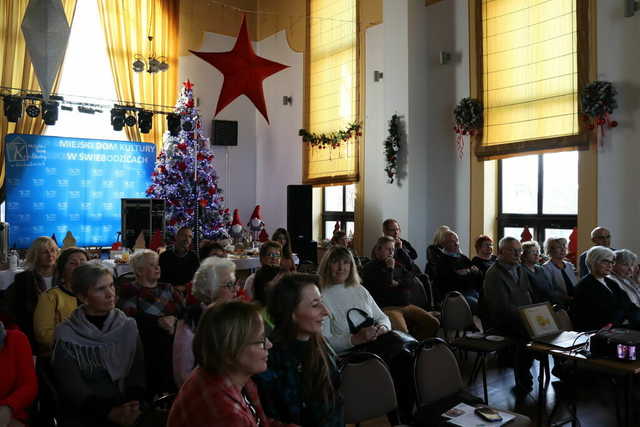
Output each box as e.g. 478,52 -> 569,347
346,308 -> 418,365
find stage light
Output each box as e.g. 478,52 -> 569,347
26,103 -> 40,118
111,108 -> 125,131
3,96 -> 23,123
138,110 -> 153,134
42,101 -> 59,125
125,114 -> 137,127
167,113 -> 180,136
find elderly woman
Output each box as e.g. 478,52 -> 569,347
0,321 -> 38,427
52,264 -> 147,427
272,228 -> 296,272
33,247 -> 88,354
609,249 -> 640,308
255,273 -> 343,426
521,241 -> 562,305
168,301 -> 292,427
470,235 -> 497,276
572,246 -> 640,331
362,236 -> 439,340
173,257 -> 237,387
4,236 -> 58,350
542,237 -> 577,302
118,249 -> 183,396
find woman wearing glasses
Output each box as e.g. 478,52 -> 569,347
173,257 -> 238,387
117,249 -> 184,397
244,241 -> 283,299
255,273 -> 343,426
168,301 -> 292,427
572,246 -> 640,331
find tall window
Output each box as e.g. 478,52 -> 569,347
304,0 -> 358,185
44,0 -> 122,140
323,184 -> 355,238
498,151 -> 577,242
473,0 -> 592,159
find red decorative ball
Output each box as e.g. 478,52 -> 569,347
186,209 -> 194,215
199,199 -> 208,208
208,187 -> 217,195
197,153 -> 205,161
177,143 -> 188,151
177,162 -> 187,171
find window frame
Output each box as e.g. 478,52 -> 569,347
470,0 -> 595,160
322,185 -> 355,239
497,154 -> 577,242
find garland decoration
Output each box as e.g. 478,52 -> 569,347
384,114 -> 401,184
453,97 -> 483,159
299,122 -> 361,149
581,80 -> 618,141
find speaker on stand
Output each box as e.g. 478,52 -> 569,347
287,185 -> 316,263
121,199 -> 166,249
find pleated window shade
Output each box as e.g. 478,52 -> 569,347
303,0 -> 358,185
476,0 -> 589,159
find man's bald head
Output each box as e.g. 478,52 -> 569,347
591,227 -> 611,248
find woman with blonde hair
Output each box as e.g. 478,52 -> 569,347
542,237 -> 576,303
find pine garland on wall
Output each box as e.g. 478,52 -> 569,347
384,114 -> 401,184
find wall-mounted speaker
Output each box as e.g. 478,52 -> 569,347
211,119 -> 238,146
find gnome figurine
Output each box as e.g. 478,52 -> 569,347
248,205 -> 264,241
230,209 -> 244,244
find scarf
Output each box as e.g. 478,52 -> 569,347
53,306 -> 138,390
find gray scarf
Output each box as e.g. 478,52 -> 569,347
53,306 -> 138,390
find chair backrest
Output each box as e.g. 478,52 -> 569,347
440,291 -> 474,338
340,352 -> 398,424
414,338 -> 464,407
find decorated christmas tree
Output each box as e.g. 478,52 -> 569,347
146,80 -> 231,240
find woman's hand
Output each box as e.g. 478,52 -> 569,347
108,401 -> 141,427
351,326 -> 380,346
158,315 -> 177,334
385,256 -> 395,269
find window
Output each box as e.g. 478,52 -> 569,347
322,184 -> 355,239
472,0 -> 593,159
498,151 -> 577,243
303,0 -> 359,185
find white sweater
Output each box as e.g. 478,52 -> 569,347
321,284 -> 391,353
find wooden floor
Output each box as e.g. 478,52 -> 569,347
350,352 -> 626,426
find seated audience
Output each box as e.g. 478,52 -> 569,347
255,273 -> 343,426
3,236 -> 58,350
521,241 -> 562,305
609,249 -> 640,308
330,230 -> 360,267
578,227 -> 613,278
431,230 -> 483,312
159,227 -> 199,290
317,246 -> 390,353
482,237 -> 534,396
52,264 -> 148,427
199,240 -> 227,259
272,228 -> 296,272
243,241 -> 283,299
362,236 -> 439,340
33,247 -> 88,354
542,237 -> 576,304
0,321 -> 38,427
173,257 -> 237,387
118,249 -> 183,397
572,246 -> 640,331
470,235 -> 497,276
425,225 -> 450,280
168,301 -> 291,427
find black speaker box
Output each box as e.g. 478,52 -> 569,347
121,198 -> 165,248
211,119 -> 238,146
287,185 -> 313,259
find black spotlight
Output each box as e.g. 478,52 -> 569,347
42,101 -> 59,125
181,119 -> 193,132
124,114 -> 137,127
138,110 -> 153,134
3,96 -> 23,123
167,113 -> 180,136
111,108 -> 125,131
26,103 -> 40,118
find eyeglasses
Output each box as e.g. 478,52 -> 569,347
266,253 -> 281,259
595,235 -> 611,239
600,259 -> 615,265
249,337 -> 270,349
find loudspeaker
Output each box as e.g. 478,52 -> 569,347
121,199 -> 165,249
287,185 -> 313,260
211,119 -> 238,146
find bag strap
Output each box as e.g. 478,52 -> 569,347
346,307 -> 372,334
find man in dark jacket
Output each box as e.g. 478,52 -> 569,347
159,227 -> 199,290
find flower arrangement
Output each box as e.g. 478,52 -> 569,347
384,114 -> 401,184
581,80 -> 618,135
299,122 -> 361,149
453,97 -> 483,159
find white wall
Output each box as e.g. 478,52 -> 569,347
596,0 -> 640,254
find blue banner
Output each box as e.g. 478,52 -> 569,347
5,134 -> 156,248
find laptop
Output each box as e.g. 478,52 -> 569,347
519,302 -> 590,349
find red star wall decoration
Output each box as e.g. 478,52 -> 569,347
190,16 -> 289,124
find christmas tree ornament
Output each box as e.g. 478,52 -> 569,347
190,16 -> 289,123
453,97 -> 483,159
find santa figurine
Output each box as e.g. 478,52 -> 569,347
230,209 -> 244,243
248,205 -> 264,241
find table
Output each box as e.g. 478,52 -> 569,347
528,341 -> 640,427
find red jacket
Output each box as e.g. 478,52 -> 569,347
0,329 -> 38,422
168,368 -> 297,427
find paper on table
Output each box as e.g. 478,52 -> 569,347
442,403 -> 515,426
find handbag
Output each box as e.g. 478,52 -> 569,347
346,307 -> 418,366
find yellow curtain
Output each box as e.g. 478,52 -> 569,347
0,0 -> 77,193
97,0 -> 179,150
304,0 -> 358,185
476,0 -> 590,159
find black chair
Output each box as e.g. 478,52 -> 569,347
34,356 -> 60,427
